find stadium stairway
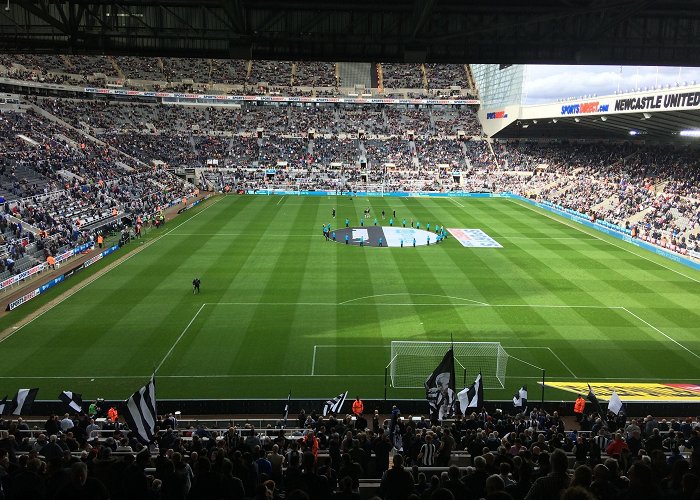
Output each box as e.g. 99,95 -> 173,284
340,62 -> 372,89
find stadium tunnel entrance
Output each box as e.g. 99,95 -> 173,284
331,226 -> 439,247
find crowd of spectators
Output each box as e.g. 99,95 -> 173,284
0,406 -> 699,500
381,64 -> 424,90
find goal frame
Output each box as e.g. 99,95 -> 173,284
388,341 -> 508,389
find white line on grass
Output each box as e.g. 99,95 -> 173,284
339,293 -> 489,306
546,347 -> 577,378
3,373 -> 697,381
209,301 -> 622,309
155,303 -> 206,372
276,196 -> 285,206
622,307 -> 700,361
165,233 -> 319,237
311,344 -> 389,375
448,198 -> 465,208
506,346 -> 576,377
509,199 -> 700,285
508,354 -> 545,371
0,197 -> 225,346
499,236 -> 598,241
0,374 -> 388,379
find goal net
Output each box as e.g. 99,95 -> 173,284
389,341 -> 508,389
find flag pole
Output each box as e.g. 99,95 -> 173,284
541,369 -> 545,404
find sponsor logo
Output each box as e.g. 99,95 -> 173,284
486,110 -> 508,119
447,228 -> 502,248
8,288 -> 40,311
561,101 -> 610,115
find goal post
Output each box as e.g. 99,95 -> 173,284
389,341 -> 508,389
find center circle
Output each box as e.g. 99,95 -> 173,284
329,226 -> 441,247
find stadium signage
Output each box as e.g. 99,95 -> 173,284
7,288 -> 40,311
0,263 -> 46,292
84,87 -> 479,105
614,91 -> 700,111
486,111 -> 508,119
560,101 -> 610,115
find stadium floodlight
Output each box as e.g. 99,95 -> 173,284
600,116 -> 607,121
642,113 -> 652,120
680,130 -> 700,137
552,119 -> 558,123
629,130 -> 638,136
532,120 -> 537,124
4,0 -> 9,11
574,118 -> 580,122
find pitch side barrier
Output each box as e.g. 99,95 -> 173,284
5,245 -> 119,312
243,190 -> 700,271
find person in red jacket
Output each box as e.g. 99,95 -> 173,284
606,433 -> 629,457
352,396 -> 364,416
574,394 -> 586,423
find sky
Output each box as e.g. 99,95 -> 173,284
522,65 -> 700,105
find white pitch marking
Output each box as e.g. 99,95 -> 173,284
155,303 -> 207,372
509,199 -> 700,285
276,196 -> 285,206
338,292 -> 489,306
622,307 -> 700,361
2,374 -> 697,381
0,196 -> 225,345
209,301 -> 622,309
499,236 -> 598,241
311,345 -> 317,375
546,347 -> 577,378
448,198 -> 465,208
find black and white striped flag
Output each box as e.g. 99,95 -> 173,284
10,388 -> 39,416
457,372 -> 483,413
0,395 -> 7,415
59,391 -> 83,413
513,385 -> 528,409
322,390 -> 347,416
123,376 -> 157,444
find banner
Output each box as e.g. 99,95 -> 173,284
0,263 -> 46,292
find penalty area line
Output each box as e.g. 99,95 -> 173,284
155,303 -> 206,373
622,307 -> 700,361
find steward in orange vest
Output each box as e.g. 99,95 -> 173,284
352,396 -> 364,416
574,394 -> 586,422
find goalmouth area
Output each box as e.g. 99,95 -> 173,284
0,194 -> 698,406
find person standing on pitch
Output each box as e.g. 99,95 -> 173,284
192,278 -> 201,294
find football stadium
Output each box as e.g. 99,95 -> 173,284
0,2 -> 699,499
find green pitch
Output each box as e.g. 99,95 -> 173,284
0,194 -> 698,402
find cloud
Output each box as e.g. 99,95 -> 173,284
523,65 -> 700,104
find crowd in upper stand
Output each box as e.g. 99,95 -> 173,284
0,54 -> 474,96
0,408 -> 699,499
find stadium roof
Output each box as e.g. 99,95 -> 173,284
494,108 -> 700,141
481,85 -> 700,141
2,0 -> 700,65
